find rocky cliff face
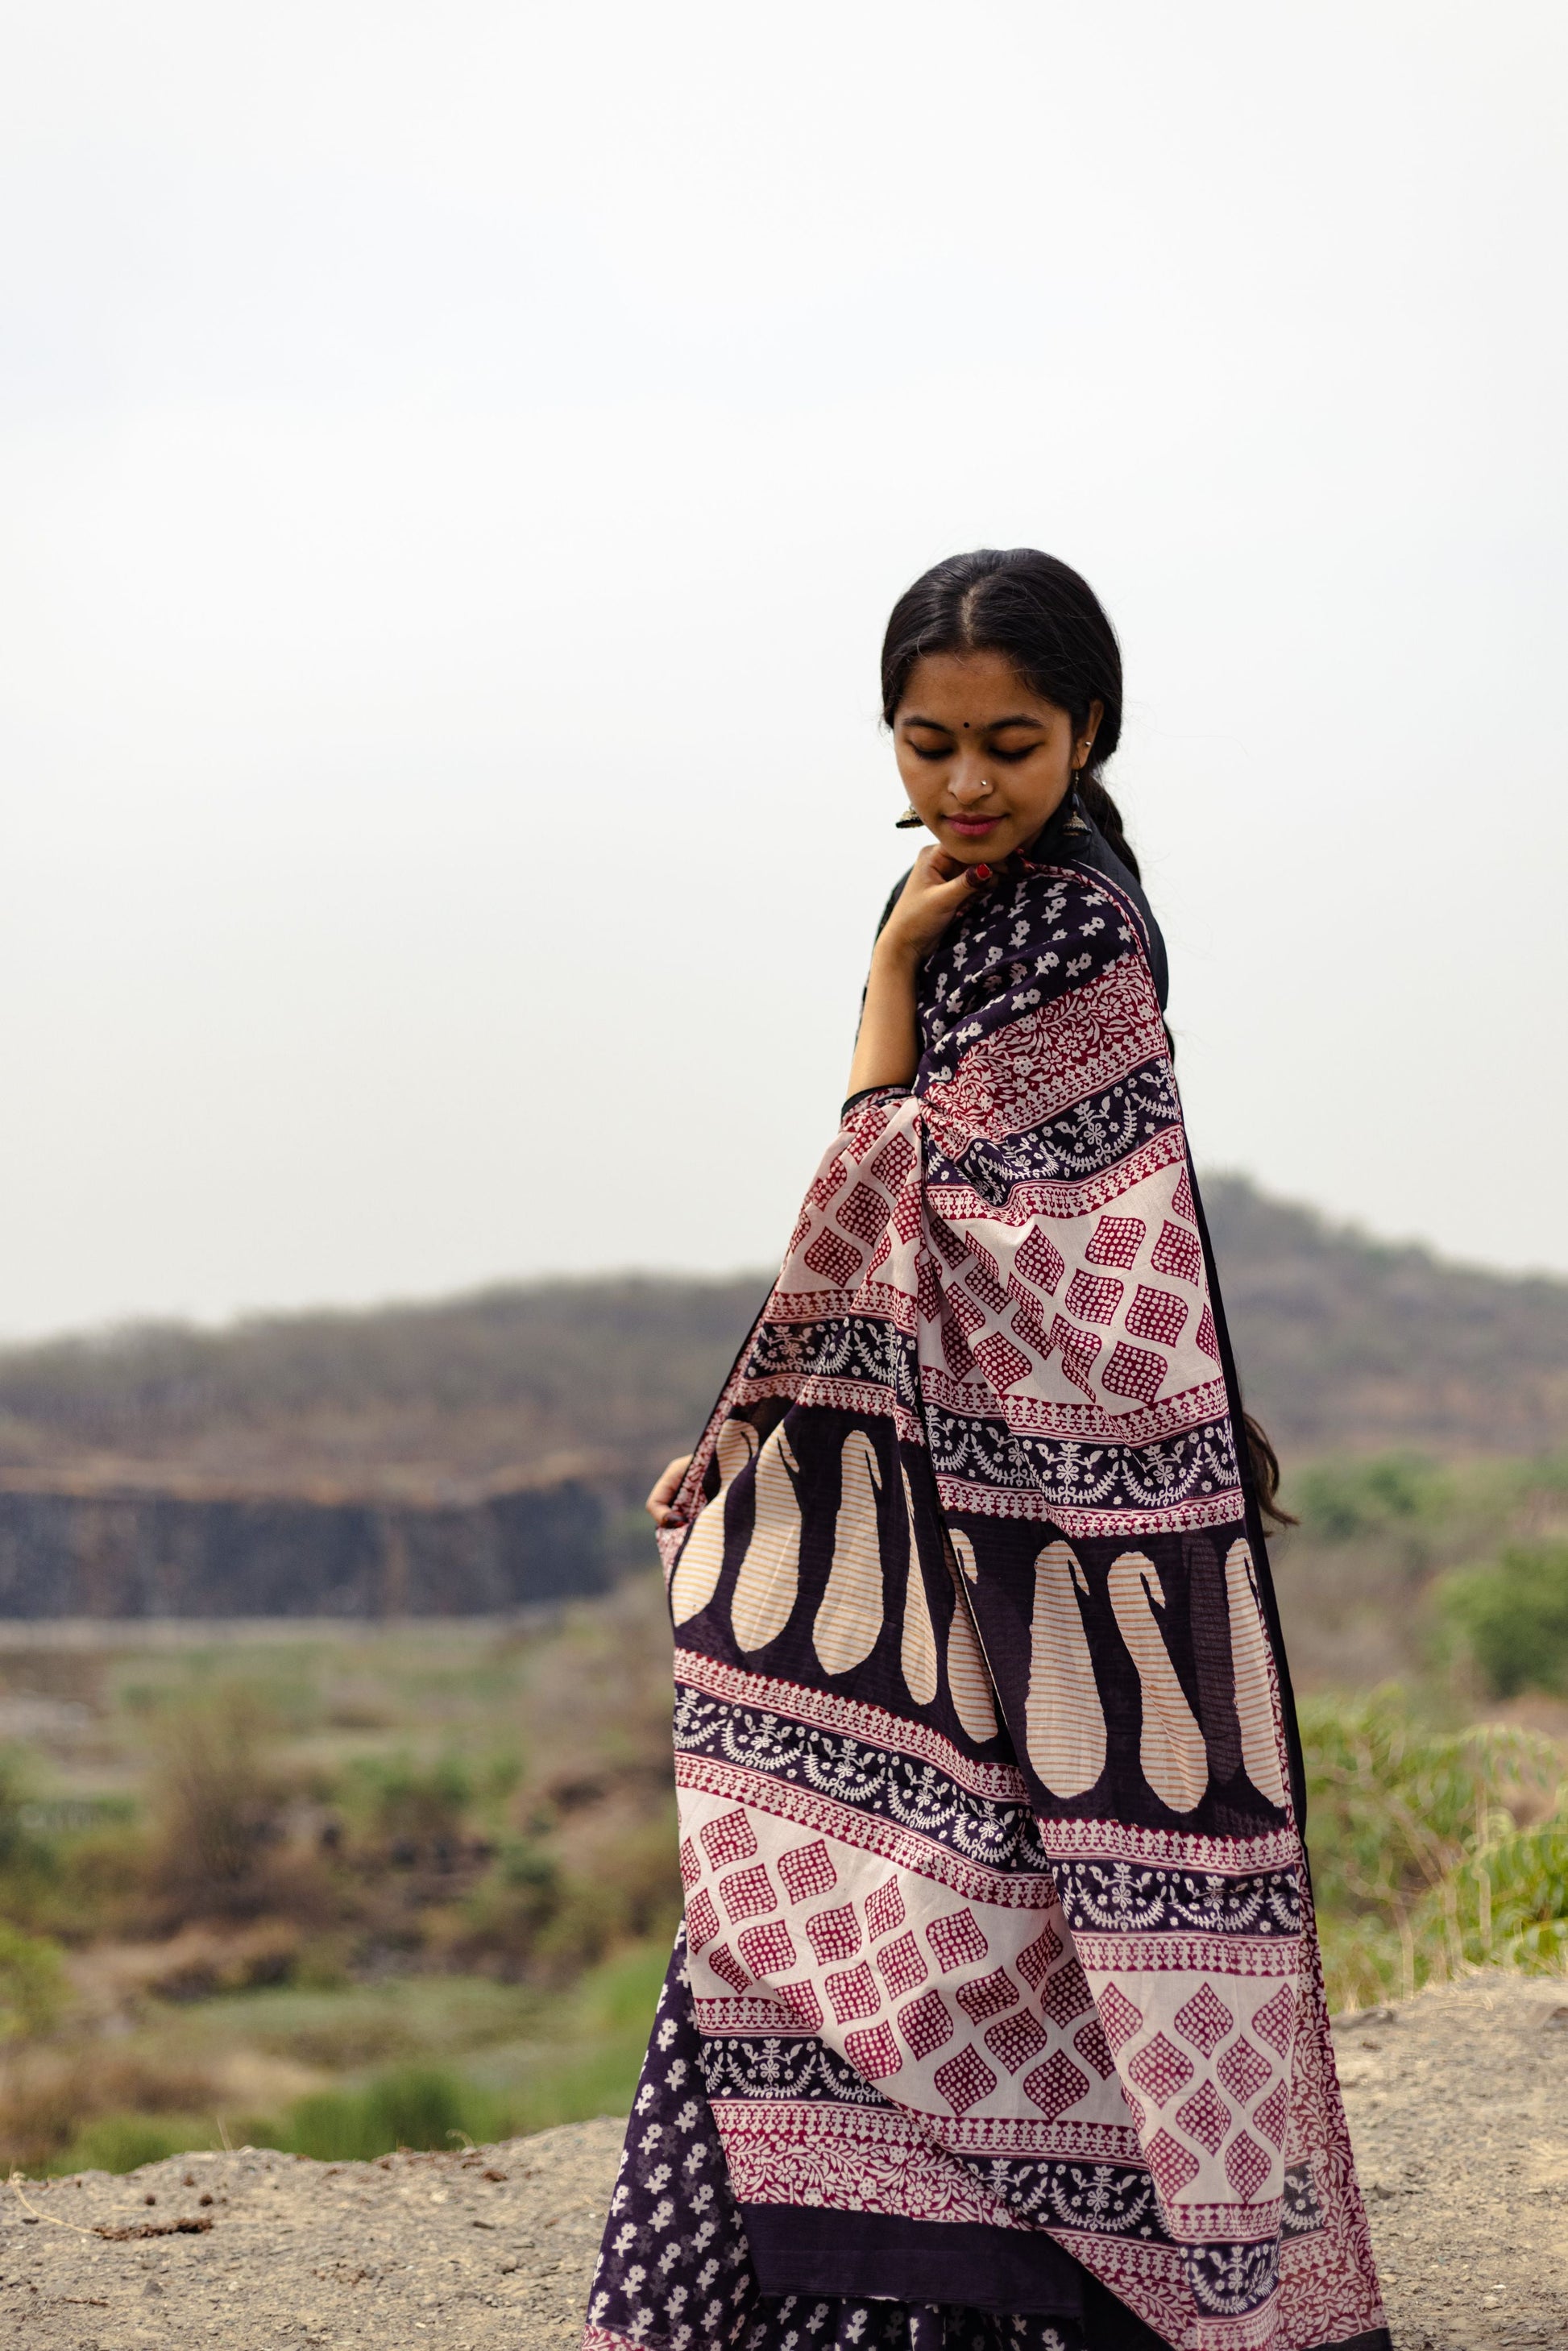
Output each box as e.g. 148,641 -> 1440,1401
0,1478 -> 607,1617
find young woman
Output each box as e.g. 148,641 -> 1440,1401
583,551 -> 1388,2351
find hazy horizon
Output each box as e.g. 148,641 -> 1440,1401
4,1 -> 1565,1337
5,1165 -> 1564,1354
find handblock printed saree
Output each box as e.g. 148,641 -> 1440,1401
586,815 -> 1388,2351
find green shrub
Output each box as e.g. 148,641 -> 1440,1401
1441,1542 -> 1568,1696
1301,1684 -> 1568,2005
346,1754 -> 474,1861
1293,1453 -> 1447,1543
60,2113 -> 200,2175
255,2065 -> 512,2162
0,1923 -> 67,2040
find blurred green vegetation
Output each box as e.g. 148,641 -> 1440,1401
0,1582 -> 681,2172
1439,1542 -> 1568,1698
2,1445 -> 1568,2169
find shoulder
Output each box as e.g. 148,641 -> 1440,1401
1057,829 -> 1169,1010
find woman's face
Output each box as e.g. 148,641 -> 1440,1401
894,649 -> 1101,866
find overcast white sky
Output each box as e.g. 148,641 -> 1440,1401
1,0 -> 1565,1337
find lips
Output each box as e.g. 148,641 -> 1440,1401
945,815 -> 1001,838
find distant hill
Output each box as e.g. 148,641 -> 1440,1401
0,1179 -> 1564,1514
1202,1176 -> 1568,1457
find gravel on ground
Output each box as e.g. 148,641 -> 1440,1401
3,1972 -> 1566,2348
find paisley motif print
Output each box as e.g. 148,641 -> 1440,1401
590,832 -> 1386,2351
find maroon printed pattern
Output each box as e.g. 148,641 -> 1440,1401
588,848 -> 1384,2351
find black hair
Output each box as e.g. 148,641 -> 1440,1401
880,546 -> 1139,881
879,548 -> 1296,1532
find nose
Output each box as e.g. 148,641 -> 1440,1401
948,760 -> 994,806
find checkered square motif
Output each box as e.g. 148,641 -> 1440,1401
918,1253 -> 944,1325
1012,1229 -> 1065,1296
1172,1167 -> 1196,1223
965,1260 -> 1009,1316
1253,2079 -> 1290,2147
941,1309 -> 975,1377
1098,1984 -> 1142,2050
719,1863 -> 777,1921
1066,1268 -> 1123,1325
1146,2129 -> 1201,2202
736,1920 -> 797,1976
1040,1959 -> 1093,2027
1195,1305 -> 1221,1362
932,2045 -> 998,2117
825,1961 -> 881,2025
778,1840 -> 837,1905
1174,1984 -> 1234,2058
1101,1341 -> 1168,1404
807,1156 -> 848,1208
1175,2080 -> 1232,2155
865,1879 -> 905,1939
1252,1984 -> 1296,2056
1074,2017 -> 1116,2078
969,1236 -> 1002,1287
804,1903 -> 862,1964
865,1231 -> 892,1279
1217,2037 -> 1272,2104
1225,2132 -> 1271,2201
947,1286 -> 985,1335
1151,1219 -> 1202,1284
866,1132 -> 915,1191
777,1978 -> 823,2030
929,1216 -> 969,1271
836,1181 -> 890,1243
1021,2050 -> 1089,2121
897,1988 -> 956,2060
844,2022 -> 903,2081
1127,2033 -> 1195,2106
707,1943 -> 750,1993
686,1889 -> 720,1954
1016,1922 -> 1064,1988
678,1838 -> 702,1890
985,2010 -> 1050,2075
925,1910 -> 988,1972
1051,1316 -> 1103,1395
874,1931 -> 927,1998
1125,1283 -> 1188,1347
892,1184 -> 922,1242
700,1810 -> 757,1868
804,1230 -> 862,1287
1010,1300 -> 1052,1356
956,1967 -> 1018,2024
973,1333 -> 1031,1393
1086,1215 -> 1146,1268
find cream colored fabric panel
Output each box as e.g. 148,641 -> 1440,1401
670,1419 -> 759,1625
1107,1549 -> 1209,1812
1024,1539 -> 1106,1798
813,1432 -> 886,1675
1225,1538 -> 1288,1807
728,1424 -> 803,1652
898,1467 -> 940,1706
943,1528 -> 998,1742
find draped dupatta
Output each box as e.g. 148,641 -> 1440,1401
584,823 -> 1387,2351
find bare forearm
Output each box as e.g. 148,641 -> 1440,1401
846,939 -> 921,1097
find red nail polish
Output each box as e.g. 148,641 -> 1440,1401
971,863 -> 993,884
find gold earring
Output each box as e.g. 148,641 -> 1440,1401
894,803 -> 923,829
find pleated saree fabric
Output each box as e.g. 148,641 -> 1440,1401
583,804 -> 1388,2351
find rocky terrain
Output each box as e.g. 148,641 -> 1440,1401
2,1974 -> 1566,2349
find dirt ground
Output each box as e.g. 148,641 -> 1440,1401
2,1972 -> 1566,2349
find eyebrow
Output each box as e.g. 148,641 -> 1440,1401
901,712 -> 1047,732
